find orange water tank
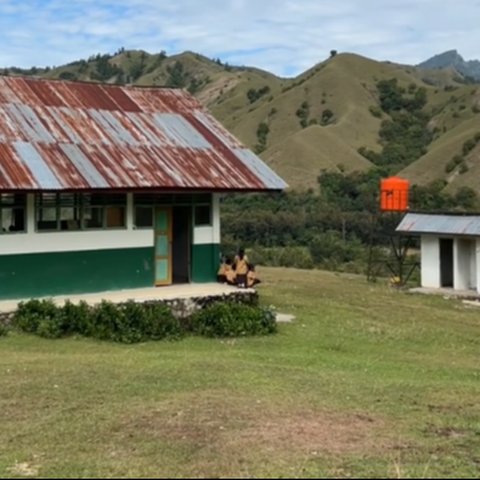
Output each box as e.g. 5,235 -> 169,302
380,177 -> 410,212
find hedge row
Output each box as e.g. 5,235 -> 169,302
0,323 -> 8,337
10,299 -> 277,343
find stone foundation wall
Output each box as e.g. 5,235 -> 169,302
0,290 -> 259,326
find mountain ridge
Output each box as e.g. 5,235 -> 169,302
418,50 -> 480,80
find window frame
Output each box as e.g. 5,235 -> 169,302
132,193 -> 213,229
35,192 -> 127,232
0,193 -> 27,235
193,204 -> 212,227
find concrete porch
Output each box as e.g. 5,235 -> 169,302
0,283 -> 256,315
409,286 -> 480,300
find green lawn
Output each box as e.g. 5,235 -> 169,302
1,267 -> 479,478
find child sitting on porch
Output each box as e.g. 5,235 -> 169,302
247,264 -> 261,288
233,248 -> 250,288
217,256 -> 236,285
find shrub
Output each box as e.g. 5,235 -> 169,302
88,301 -> 122,341
247,86 -> 271,104
59,71 -> 78,81
296,101 -> 310,127
369,105 -> 383,118
14,299 -> 60,335
321,109 -> 334,125
123,301 -> 181,341
12,297 -> 274,343
60,300 -> 91,336
445,159 -> 457,173
0,323 -> 8,337
191,302 -> 277,338
463,138 -> 477,155
88,300 -> 181,343
36,317 -> 65,339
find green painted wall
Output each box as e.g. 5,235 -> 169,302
0,243 -> 221,300
191,244 -> 220,283
0,247 -> 154,300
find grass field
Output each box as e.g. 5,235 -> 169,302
1,267 -> 479,478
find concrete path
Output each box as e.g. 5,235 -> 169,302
276,313 -> 295,323
409,287 -> 480,300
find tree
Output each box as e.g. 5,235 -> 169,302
330,50 -> 337,58
321,109 -> 334,125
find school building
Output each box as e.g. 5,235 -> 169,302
0,76 -> 286,300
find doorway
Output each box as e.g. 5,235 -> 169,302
172,206 -> 191,284
440,238 -> 454,287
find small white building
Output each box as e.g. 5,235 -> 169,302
396,213 -> 480,293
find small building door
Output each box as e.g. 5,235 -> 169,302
440,238 -> 454,287
154,208 -> 172,286
172,206 -> 191,284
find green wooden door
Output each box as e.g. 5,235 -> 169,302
154,208 -> 172,286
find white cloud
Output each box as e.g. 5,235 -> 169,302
0,0 -> 479,75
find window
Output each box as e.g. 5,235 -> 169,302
37,193 -> 81,231
133,193 -> 213,228
59,193 -> 81,231
35,193 -> 126,231
0,194 -> 26,234
194,205 -> 212,226
82,194 -> 126,230
134,206 -> 153,228
106,206 -> 125,228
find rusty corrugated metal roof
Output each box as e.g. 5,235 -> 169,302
396,213 -> 480,236
0,76 -> 287,191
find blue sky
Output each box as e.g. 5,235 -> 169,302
0,0 -> 479,77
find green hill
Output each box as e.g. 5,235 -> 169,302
3,49 -> 480,193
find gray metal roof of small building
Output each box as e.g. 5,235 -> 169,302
396,213 -> 480,236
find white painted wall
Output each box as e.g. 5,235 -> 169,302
471,240 -> 478,289
421,235 -> 440,288
476,239 -> 480,294
192,194 -> 220,245
0,227 -> 154,255
454,238 -> 473,290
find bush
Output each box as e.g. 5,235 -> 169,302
14,299 -> 61,335
12,298 -> 275,342
61,300 -> 91,336
0,323 -> 8,337
369,105 -> 383,118
36,316 -> 65,339
445,159 -> 457,173
321,109 -> 334,125
463,138 -> 476,155
87,300 -> 181,343
191,302 -> 276,338
121,301 -> 182,341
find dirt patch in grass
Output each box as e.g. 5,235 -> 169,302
117,392 -> 396,458
7,462 -> 39,477
424,425 -> 469,439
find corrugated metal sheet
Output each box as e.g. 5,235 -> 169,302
0,76 -> 287,191
396,213 -> 480,236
